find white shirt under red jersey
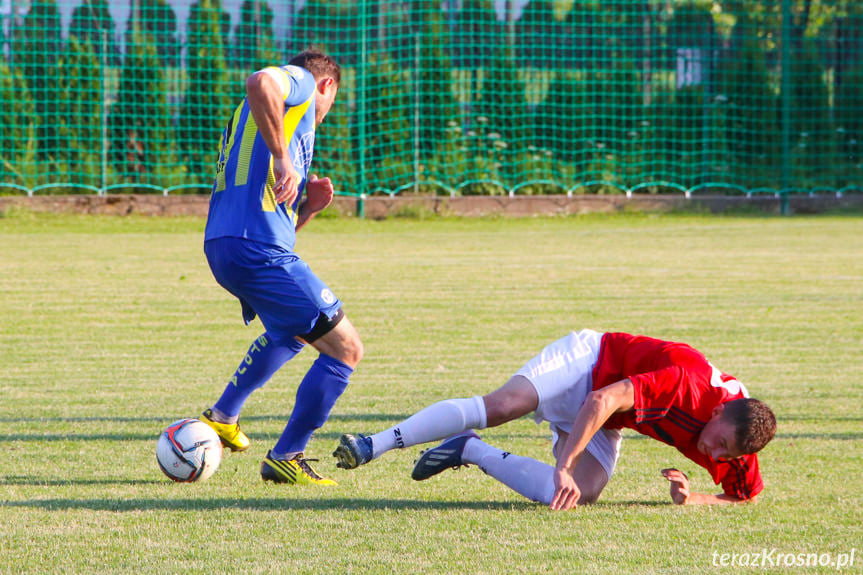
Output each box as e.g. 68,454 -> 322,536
593,332 -> 763,500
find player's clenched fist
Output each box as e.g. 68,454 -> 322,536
272,156 -> 301,205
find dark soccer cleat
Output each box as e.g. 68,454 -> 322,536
261,451 -> 337,486
411,430 -> 480,481
333,433 -> 374,470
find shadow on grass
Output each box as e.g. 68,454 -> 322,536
595,500 -> 669,507
2,430 -> 861,442
1,433 -> 163,442
6,413 -> 860,426
0,413 -> 410,424
778,414 -> 863,423
0,497 -> 541,512
776,432 -> 863,440
0,476 -> 162,486
0,496 -> 672,512
0,430 -> 579,443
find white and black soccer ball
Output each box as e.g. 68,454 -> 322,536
156,418 -> 223,482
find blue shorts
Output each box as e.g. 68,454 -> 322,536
204,237 -> 342,345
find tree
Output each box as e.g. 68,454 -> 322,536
69,0 -> 120,66
235,0 -> 279,71
290,0 -> 362,65
658,2 -> 718,189
12,0 -> 62,162
56,36 -> 104,188
0,61 -> 36,188
453,0 -> 500,69
290,0 -> 324,51
131,0 -> 180,66
180,0 -> 231,183
537,70 -> 587,162
109,29 -> 179,189
515,0 -> 558,65
312,80 -> 357,194
562,1 -> 600,70
717,13 -> 779,188
834,9 -> 863,185
413,0 -> 459,160
787,37 -> 833,187
365,52 -> 412,192
380,0 -> 414,63
477,42 -> 529,156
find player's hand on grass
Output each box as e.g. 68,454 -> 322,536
661,468 -> 690,505
550,466 -> 581,511
272,156 -> 301,205
303,174 -> 334,213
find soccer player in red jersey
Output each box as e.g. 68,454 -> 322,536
334,330 -> 776,509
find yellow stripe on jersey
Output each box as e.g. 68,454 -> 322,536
261,160 -> 297,222
262,159 -> 277,213
234,112 -> 258,187
260,94 -> 313,217
215,101 -> 245,193
283,94 -> 314,148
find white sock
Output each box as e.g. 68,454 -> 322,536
462,439 -> 556,505
369,396 -> 487,458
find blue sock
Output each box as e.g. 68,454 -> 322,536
213,333 -> 304,419
272,354 -> 353,457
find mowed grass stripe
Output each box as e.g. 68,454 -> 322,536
0,211 -> 861,574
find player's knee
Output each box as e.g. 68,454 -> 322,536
484,396 -> 522,427
575,467 -> 608,505
483,378 -> 538,427
577,488 -> 602,506
329,328 -> 362,368
341,334 -> 364,367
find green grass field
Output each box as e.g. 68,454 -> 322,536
1,210 -> 861,574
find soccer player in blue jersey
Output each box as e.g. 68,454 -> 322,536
200,49 -> 362,486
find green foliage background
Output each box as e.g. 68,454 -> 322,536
1,0 -> 861,195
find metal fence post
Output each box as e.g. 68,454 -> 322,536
413,11 -> 420,194
357,0 -> 368,217
100,29 -> 108,196
780,0 -> 792,216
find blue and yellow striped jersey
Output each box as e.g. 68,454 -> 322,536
204,65 -> 317,251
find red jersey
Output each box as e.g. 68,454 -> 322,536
593,332 -> 763,500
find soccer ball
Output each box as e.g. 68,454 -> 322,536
156,418 -> 223,482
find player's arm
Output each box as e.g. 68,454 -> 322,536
295,174 -> 334,232
245,69 -> 301,205
550,379 -> 635,510
661,468 -> 753,505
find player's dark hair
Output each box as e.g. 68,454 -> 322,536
721,398 -> 776,455
289,48 -> 341,84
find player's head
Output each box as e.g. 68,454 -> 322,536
697,398 -> 776,460
289,48 -> 340,125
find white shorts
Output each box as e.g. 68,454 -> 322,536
515,329 -> 622,479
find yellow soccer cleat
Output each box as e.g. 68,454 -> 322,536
200,409 -> 251,452
260,451 -> 338,486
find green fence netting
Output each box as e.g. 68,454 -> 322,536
1,0 -> 861,197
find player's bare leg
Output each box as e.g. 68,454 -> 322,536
481,375 -> 538,426
412,431 -> 610,506
552,428 -> 611,504
306,315 -> 363,368
262,314 -> 363,486
334,375 -> 538,469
